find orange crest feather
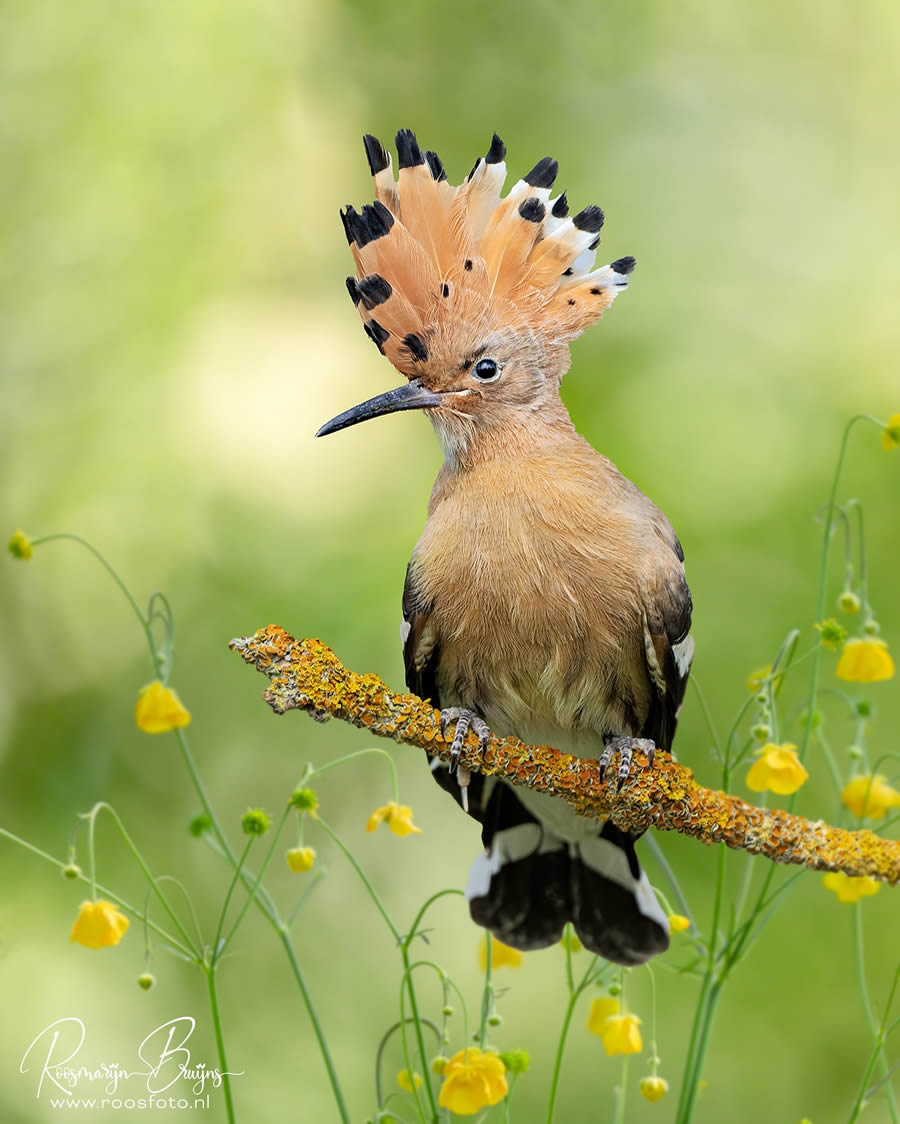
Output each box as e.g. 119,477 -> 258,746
342,130 -> 635,378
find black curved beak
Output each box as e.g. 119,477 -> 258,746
315,378 -> 444,437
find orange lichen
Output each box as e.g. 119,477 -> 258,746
229,627 -> 900,885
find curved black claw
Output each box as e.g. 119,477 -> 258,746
440,707 -> 490,813
597,736 -> 657,791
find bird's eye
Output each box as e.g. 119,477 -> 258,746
471,357 -> 501,382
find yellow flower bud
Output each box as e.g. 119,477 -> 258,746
838,591 -> 861,614
137,972 -> 155,990
286,845 -> 316,873
640,1075 -> 669,1102
8,529 -> 33,560
396,1069 -> 423,1092
668,913 -> 691,934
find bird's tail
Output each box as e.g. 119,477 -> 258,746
465,788 -> 669,966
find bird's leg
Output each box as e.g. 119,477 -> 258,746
440,707 -> 491,813
598,735 -> 657,791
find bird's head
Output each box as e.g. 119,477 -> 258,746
317,130 -> 635,460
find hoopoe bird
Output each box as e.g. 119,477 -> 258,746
317,130 -> 693,965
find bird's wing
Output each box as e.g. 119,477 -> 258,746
402,559 -> 489,823
639,526 -> 694,752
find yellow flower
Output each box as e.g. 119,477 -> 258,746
480,934 -> 523,970
640,1076 -> 669,1102
70,900 -> 130,949
135,681 -> 191,733
365,801 -> 422,836
438,1048 -> 508,1115
668,914 -> 691,934
841,774 -> 900,820
286,846 -> 316,872
8,529 -> 33,560
586,997 -> 621,1035
836,638 -> 895,683
745,743 -> 808,795
823,872 -> 881,903
882,413 -> 900,451
397,1069 -> 423,1092
597,1014 -> 643,1057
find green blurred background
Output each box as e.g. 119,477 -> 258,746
2,1 -> 898,1120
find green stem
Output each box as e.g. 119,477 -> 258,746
614,1054 -> 630,1124
31,534 -> 163,676
800,415 -> 875,764
479,932 -> 493,1048
676,838 -> 726,1124
564,924 -> 575,994
175,728 -> 238,866
546,989 -> 579,1124
677,983 -> 721,1123
405,889 -> 466,946
316,817 -> 400,942
374,1018 -> 442,1110
313,747 -> 400,803
853,905 -> 899,1122
645,835 -> 700,938
206,964 -> 236,1123
546,957 -> 599,1124
690,676 -> 722,754
212,839 -> 253,962
222,807 -> 291,950
278,925 -> 352,1124
399,951 -> 441,1122
154,875 -> 205,951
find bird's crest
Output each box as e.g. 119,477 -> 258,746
342,130 -> 635,378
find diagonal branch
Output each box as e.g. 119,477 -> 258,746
229,625 -> 900,885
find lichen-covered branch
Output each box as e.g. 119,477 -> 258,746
230,625 -> 900,885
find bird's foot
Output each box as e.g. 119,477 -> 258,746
598,736 -> 657,792
440,707 -> 490,813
